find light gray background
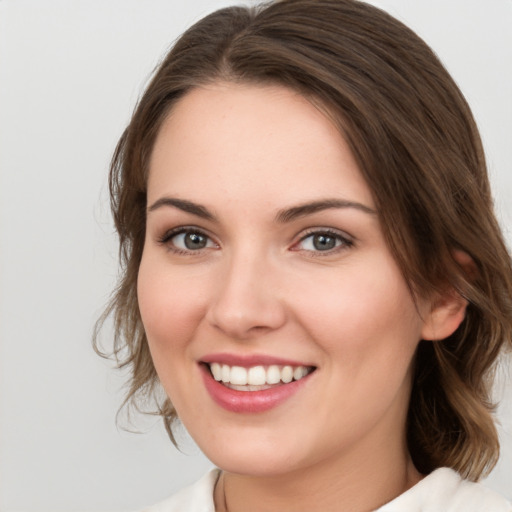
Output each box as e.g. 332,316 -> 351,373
0,1 -> 511,510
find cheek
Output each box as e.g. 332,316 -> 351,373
294,265 -> 422,435
293,259 -> 423,366
137,253 -> 208,352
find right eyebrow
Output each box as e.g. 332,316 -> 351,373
147,197 -> 216,221
275,198 -> 376,223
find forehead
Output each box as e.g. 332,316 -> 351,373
148,82 -> 374,210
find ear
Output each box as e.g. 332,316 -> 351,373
420,290 -> 467,341
420,250 -> 475,341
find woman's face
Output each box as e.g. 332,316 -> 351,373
138,82 -> 432,476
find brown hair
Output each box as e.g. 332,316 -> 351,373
95,0 -> 512,480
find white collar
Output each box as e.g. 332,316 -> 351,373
144,467 -> 511,512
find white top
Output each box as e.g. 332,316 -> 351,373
143,467 -> 511,512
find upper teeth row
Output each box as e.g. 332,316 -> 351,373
209,363 -> 310,386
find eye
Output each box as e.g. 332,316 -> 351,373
159,227 -> 217,253
294,229 -> 352,253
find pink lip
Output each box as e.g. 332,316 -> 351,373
199,362 -> 315,413
200,352 -> 312,368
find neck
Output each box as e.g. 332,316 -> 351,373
214,434 -> 422,512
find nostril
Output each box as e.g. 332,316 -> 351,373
207,301 -> 287,340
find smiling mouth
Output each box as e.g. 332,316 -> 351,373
205,362 -> 316,391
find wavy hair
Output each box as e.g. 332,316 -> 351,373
95,0 -> 512,480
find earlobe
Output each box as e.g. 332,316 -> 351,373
421,249 -> 475,341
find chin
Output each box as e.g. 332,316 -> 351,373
198,428 -> 338,479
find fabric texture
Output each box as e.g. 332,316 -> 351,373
142,467 -> 511,512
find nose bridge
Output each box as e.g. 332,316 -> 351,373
207,242 -> 285,339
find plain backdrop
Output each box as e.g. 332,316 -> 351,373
0,0 -> 511,510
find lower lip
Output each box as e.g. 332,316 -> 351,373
200,364 -> 313,413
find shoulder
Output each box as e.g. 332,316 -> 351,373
378,468 -> 512,512
141,469 -> 220,512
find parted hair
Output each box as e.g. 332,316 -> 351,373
95,0 -> 512,480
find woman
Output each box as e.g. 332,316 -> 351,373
97,0 -> 512,510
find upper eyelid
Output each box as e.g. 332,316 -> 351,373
159,225 -> 210,238
158,226 -> 217,245
288,228 -> 354,255
296,227 -> 354,242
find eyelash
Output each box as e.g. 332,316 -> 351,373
292,228 -> 354,256
157,226 -> 218,255
157,227 -> 354,256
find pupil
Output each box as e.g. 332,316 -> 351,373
185,233 -> 207,249
313,234 -> 336,251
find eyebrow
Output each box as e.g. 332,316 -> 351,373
275,199 -> 376,223
147,196 -> 376,222
147,197 -> 215,220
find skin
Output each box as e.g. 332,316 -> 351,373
137,82 -> 466,512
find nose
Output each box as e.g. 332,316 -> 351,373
206,251 -> 287,340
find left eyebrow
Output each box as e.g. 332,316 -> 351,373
147,197 -> 216,221
275,199 -> 377,223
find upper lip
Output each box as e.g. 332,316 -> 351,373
200,353 -> 315,368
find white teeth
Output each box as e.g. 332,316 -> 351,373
230,366 -> 248,385
281,365 -> 293,383
210,362 -> 222,381
208,362 -> 312,387
248,366 -> 266,385
266,365 -> 281,384
293,366 -> 308,380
